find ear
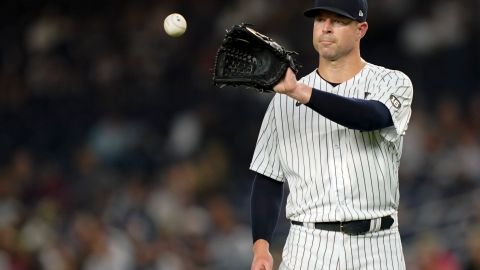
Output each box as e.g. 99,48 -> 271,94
357,22 -> 368,40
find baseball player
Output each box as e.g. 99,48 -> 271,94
249,0 -> 413,269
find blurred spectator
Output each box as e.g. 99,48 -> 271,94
410,233 -> 461,270
464,226 -> 480,270
206,195 -> 251,270
72,212 -> 134,270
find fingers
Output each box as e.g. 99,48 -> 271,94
273,71 -> 287,92
284,68 -> 296,82
273,81 -> 286,93
285,67 -> 295,77
251,254 -> 273,270
251,262 -> 272,270
273,70 -> 291,93
273,68 -> 298,93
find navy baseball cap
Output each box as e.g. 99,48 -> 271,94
304,0 -> 368,22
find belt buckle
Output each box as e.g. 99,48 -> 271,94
340,221 -> 359,236
339,221 -> 346,234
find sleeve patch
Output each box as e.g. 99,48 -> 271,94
389,95 -> 401,109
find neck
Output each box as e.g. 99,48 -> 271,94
317,52 -> 366,84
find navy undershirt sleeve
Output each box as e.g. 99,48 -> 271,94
250,173 -> 284,243
305,88 -> 394,131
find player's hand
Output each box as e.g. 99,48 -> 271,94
251,240 -> 274,270
273,68 -> 298,94
273,68 -> 312,105
251,250 -> 273,270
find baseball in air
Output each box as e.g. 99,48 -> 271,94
163,13 -> 187,37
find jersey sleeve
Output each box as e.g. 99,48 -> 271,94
368,71 -> 413,142
249,98 -> 285,182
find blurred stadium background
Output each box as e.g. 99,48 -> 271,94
0,0 -> 479,269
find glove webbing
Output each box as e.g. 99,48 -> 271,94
224,47 -> 256,75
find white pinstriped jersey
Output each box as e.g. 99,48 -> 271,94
250,62 -> 413,223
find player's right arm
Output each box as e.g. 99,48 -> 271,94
250,94 -> 284,270
252,239 -> 273,270
250,173 -> 284,270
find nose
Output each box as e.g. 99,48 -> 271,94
322,19 -> 333,33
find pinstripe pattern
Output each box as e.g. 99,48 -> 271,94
279,217 -> 405,270
250,63 -> 413,222
250,62 -> 412,269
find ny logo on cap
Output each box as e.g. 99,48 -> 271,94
359,10 -> 364,17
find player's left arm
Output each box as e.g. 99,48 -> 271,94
364,71 -> 414,141
304,89 -> 393,131
274,68 -> 394,131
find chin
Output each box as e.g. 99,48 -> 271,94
320,52 -> 338,61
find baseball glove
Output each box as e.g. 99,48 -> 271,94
212,23 -> 299,92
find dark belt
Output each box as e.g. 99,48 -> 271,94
291,216 -> 394,235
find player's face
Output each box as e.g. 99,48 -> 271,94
312,11 -> 367,61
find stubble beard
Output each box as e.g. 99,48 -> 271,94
318,44 -> 354,62
319,46 -> 341,61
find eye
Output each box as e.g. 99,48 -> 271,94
336,18 -> 352,25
